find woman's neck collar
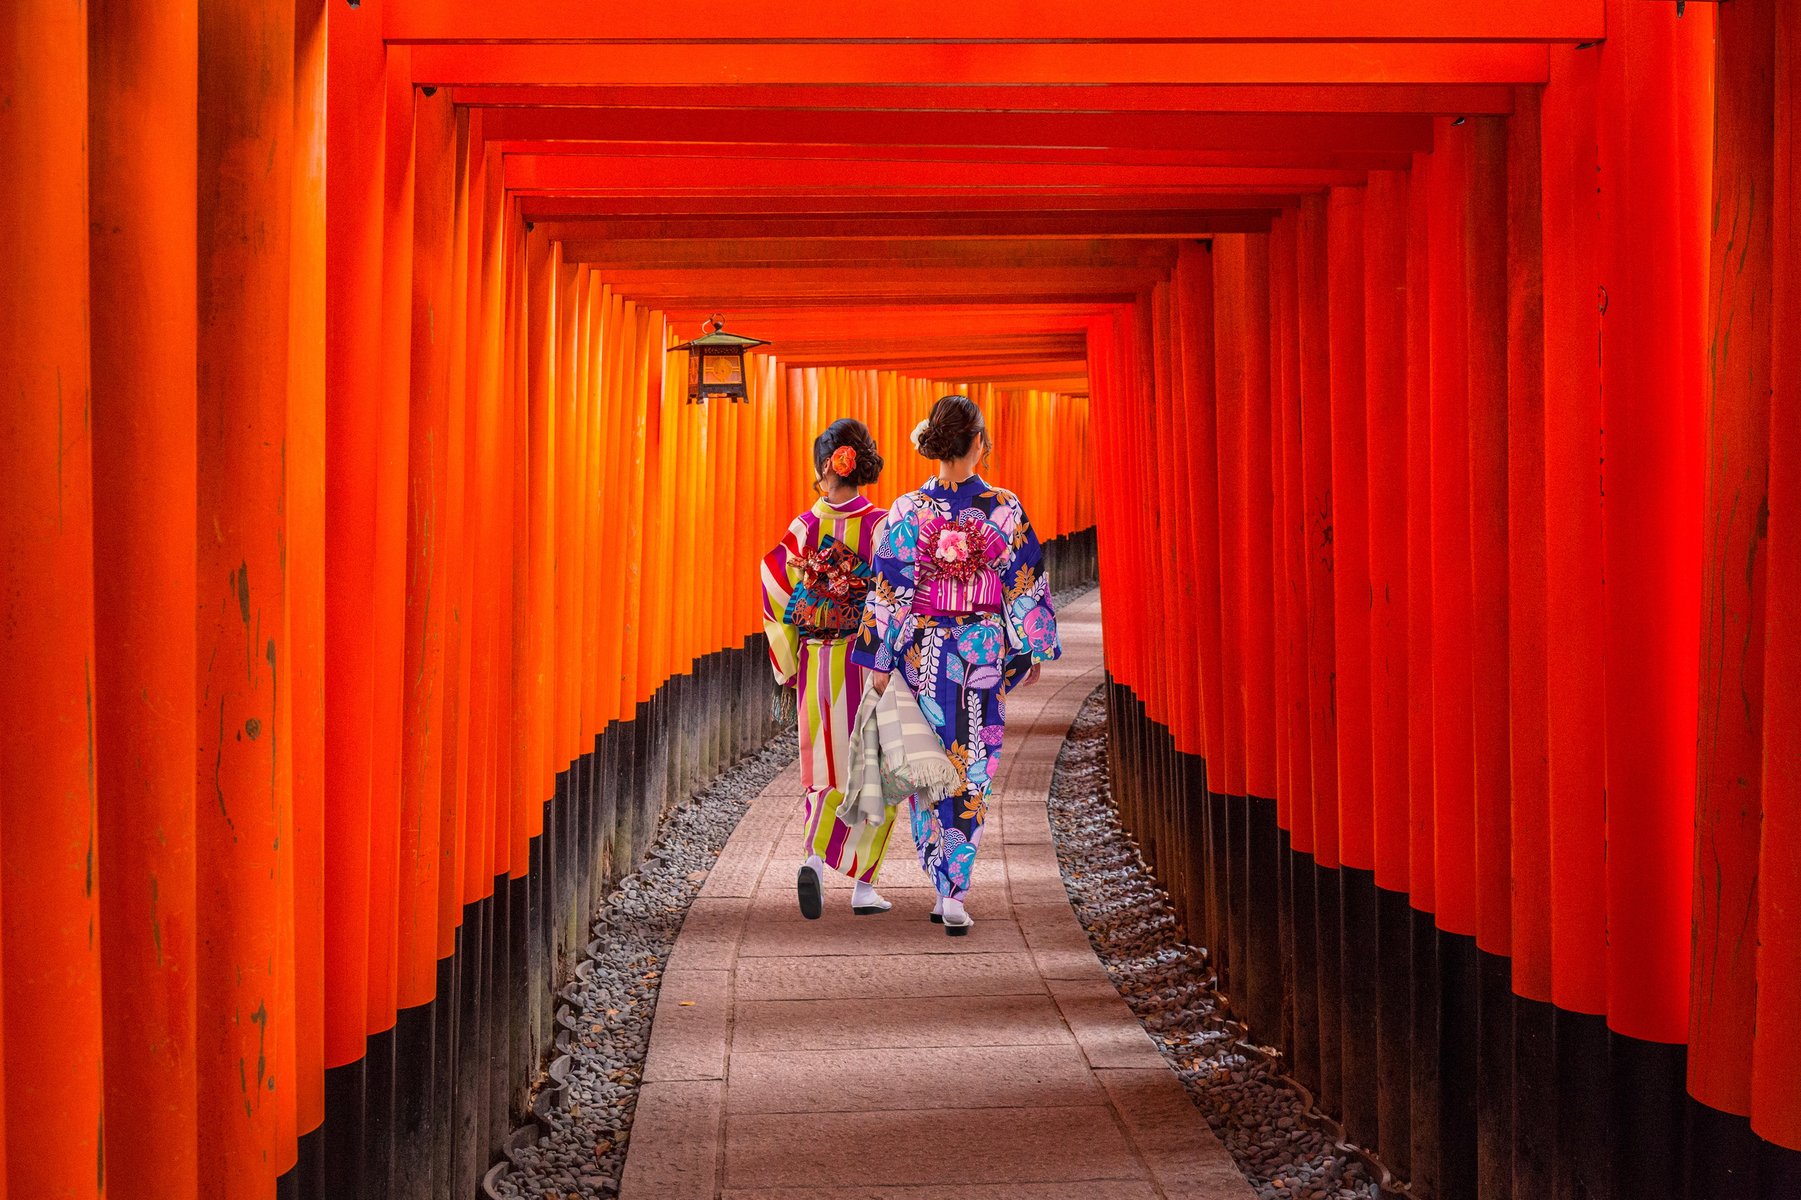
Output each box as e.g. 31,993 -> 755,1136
935,464 -> 982,488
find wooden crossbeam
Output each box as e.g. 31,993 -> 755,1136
553,238 -> 1181,270
520,192 -> 1297,215
479,107 -> 1434,155
504,154 -> 1372,191
529,213 -> 1274,239
410,43 -> 1550,88
449,83 -> 1518,116
386,0 -> 1601,43
494,141 -> 1413,175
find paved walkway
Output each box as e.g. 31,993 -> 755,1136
620,592 -> 1254,1200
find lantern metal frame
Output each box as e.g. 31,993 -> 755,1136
667,315 -> 769,403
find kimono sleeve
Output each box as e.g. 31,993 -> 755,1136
850,496 -> 918,674
999,492 -> 1061,684
759,518 -> 806,686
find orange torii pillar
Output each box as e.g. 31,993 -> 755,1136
1595,1 -> 1712,1192
194,0 -> 301,1194
89,3 -> 202,1198
0,4 -> 105,1197
320,0 -> 381,1190
1752,0 -> 1801,1171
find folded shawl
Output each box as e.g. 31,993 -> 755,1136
837,680 -> 960,827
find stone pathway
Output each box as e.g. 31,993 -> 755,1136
620,592 -> 1254,1200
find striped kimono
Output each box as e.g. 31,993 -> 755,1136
850,475 -> 1061,900
760,494 -> 902,883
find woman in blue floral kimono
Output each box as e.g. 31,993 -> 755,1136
850,395 -> 1061,935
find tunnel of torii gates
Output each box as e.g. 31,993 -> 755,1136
2,1 -> 1801,1199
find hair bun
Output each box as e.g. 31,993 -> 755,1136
812,418 -> 884,488
916,395 -> 987,463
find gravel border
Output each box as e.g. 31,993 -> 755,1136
1048,687 -> 1411,1200
487,734 -> 797,1200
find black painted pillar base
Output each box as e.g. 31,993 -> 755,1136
1314,861 -> 1344,1114
1437,930 -> 1479,1200
1610,1030 -> 1685,1200
1408,906 -> 1442,1199
321,1055 -> 367,1200
1510,993 -> 1556,1199
1476,948 -> 1514,1200
1339,866 -> 1380,1149
1289,851 -> 1321,1096
1374,884 -> 1412,1177
279,1126 -> 325,1200
391,999 -> 436,1200
1244,796 -> 1284,1041
1554,1008 -> 1611,1200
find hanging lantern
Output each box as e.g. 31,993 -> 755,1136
668,315 -> 768,403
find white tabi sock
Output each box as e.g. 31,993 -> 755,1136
941,897 -> 969,925
851,881 -> 889,910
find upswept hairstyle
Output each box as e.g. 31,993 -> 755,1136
914,394 -> 991,463
812,417 -> 883,489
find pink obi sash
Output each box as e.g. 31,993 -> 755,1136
913,510 -> 1006,616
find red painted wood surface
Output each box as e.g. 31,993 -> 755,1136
289,0 -> 330,1140
1179,251 -> 1227,765
1296,196 -> 1339,870
1271,213 -> 1312,849
409,42 -> 1553,90
1689,0 -> 1775,1118
1752,1 -> 1801,1149
322,0 -> 385,1071
1327,186 -> 1374,873
1402,153 -> 1438,914
385,0 -> 1604,43
1597,0 -> 1711,1046
0,4 -> 104,1195
1465,115 -> 1512,957
366,41 -> 416,1036
195,0 -> 297,1185
1236,236 -> 1280,804
1539,44 -> 1609,1018
1426,119 -> 1477,937
1363,170 -> 1411,894
1213,237 -> 1252,797
452,82 -> 1520,116
1504,89 -> 1552,1003
398,88 -> 456,1011
88,1 -> 202,1192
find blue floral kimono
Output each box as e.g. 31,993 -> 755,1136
849,475 -> 1061,900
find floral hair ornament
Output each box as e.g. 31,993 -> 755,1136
910,419 -> 930,451
828,445 -> 858,477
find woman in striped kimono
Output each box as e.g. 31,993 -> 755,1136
761,419 -> 902,920
852,395 -> 1061,936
